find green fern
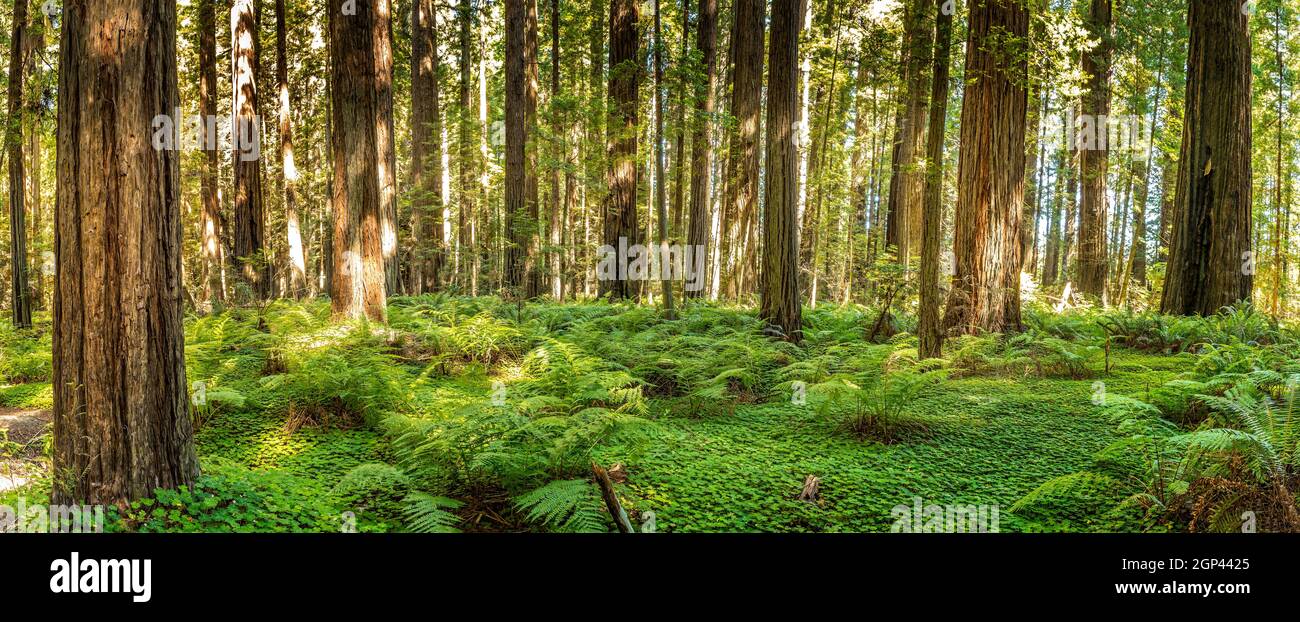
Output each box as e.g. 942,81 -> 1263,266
402,492 -> 463,533
514,479 -> 607,533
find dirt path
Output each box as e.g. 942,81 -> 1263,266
0,407 -> 51,492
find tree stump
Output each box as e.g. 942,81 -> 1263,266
797,475 -> 821,504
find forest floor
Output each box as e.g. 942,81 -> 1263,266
0,354 -> 1171,531
0,406 -> 49,492
0,296 -> 1287,532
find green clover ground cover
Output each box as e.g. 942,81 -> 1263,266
0,300 -> 1238,533
601,354 -> 1184,533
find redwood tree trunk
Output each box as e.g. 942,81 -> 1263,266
684,0 -> 716,299
1161,0 -> 1253,316
199,0 -> 223,306
918,0 -> 953,359
411,0 -> 442,294
231,0 -> 268,299
458,0 -> 476,292
652,0 -> 676,315
1076,0 -> 1111,300
942,0 -> 1027,335
375,0 -> 400,295
720,0 -> 764,300
329,0 -> 388,322
760,0 -> 803,343
601,0 -> 640,301
7,0 -> 31,328
1042,140 -> 1065,285
277,0 -> 306,298
884,0 -> 933,264
53,0 -> 199,504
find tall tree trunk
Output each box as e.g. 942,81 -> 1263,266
373,0 -> 400,295
329,0 -> 388,322
458,0 -> 477,294
684,0 -> 716,299
23,15 -> 44,312
199,0 -> 223,307
942,0 -> 1027,335
585,0 -> 605,298
549,0 -> 565,299
53,0 -> 199,504
883,0 -> 933,265
524,0 -> 541,297
476,7 -> 490,296
1271,6 -> 1285,316
720,0 -> 764,300
918,0 -> 953,359
1022,86 -> 1046,273
671,0 -> 690,240
653,0 -> 676,316
1042,140 -> 1065,285
803,6 -> 845,306
1130,51 -> 1164,289
845,50 -> 873,304
1062,105 -> 1079,283
411,0 -> 441,294
601,0 -> 640,300
232,0 -> 268,299
276,0 -> 305,297
1160,0 -> 1252,316
1076,0 -> 1111,300
760,0 -> 803,343
506,0 -> 538,298
7,0 -> 31,328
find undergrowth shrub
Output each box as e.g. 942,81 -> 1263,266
261,322 -> 404,428
949,332 -> 1099,379
801,349 -> 947,443
330,463 -> 414,530
1019,365 -> 1300,532
0,319 -> 52,384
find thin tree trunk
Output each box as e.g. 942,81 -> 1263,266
653,0 -> 677,316
883,0 -> 932,265
1271,6 -> 1285,316
276,0 -> 305,297
585,0 -> 605,298
1042,138 -> 1065,285
671,0 -> 690,239
199,0 -> 223,307
550,0 -> 564,299
7,0 -> 31,328
458,0 -> 477,294
23,16 -> 43,312
918,0 -> 953,359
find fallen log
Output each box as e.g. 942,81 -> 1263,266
592,461 -> 635,533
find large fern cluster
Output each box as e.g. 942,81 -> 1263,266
947,332 -> 1099,379
260,319 -> 405,428
1015,360 -> 1300,532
